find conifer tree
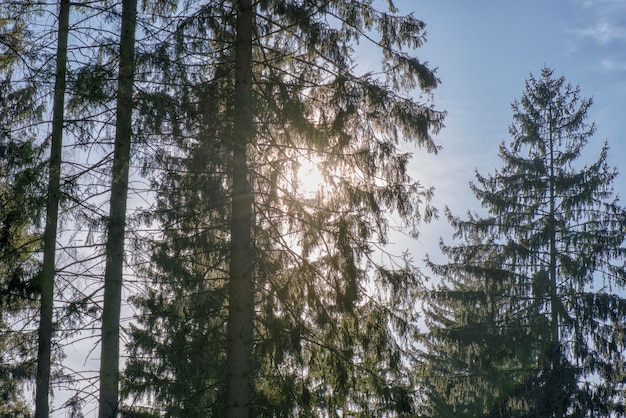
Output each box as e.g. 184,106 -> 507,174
98,0 -> 138,415
227,0 -> 255,414
0,99 -> 41,418
0,71 -> 43,418
123,0 -> 444,416
0,3 -> 44,414
35,1 -> 70,416
421,67 -> 626,417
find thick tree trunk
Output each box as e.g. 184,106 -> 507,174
35,1 -> 70,416
226,0 -> 255,416
98,0 -> 137,416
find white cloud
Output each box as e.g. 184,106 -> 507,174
577,21 -> 626,44
572,0 -> 626,44
600,58 -> 626,72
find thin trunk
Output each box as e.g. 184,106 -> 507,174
35,1 -> 70,416
547,103 -> 565,418
98,0 -> 137,416
548,106 -> 559,348
226,0 -> 254,416
547,106 -> 563,418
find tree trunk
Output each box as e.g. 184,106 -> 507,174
35,0 -> 70,416
226,0 -> 255,416
548,106 -> 559,348
546,106 -> 565,418
98,0 -> 137,416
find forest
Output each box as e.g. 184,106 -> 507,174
1,1 -> 625,417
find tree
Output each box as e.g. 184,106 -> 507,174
35,1 -> 70,416
0,2 -> 45,414
421,67 -> 626,417
123,0 -> 444,416
98,0 -> 138,415
0,71 -> 43,418
0,115 -> 40,418
226,0 -> 255,415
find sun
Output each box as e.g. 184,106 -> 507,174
295,154 -> 326,198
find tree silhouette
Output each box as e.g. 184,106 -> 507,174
421,67 -> 626,417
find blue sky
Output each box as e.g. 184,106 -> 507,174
386,0 -> 626,264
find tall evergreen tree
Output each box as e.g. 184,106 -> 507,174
35,1 -> 70,416
98,0 -> 138,415
227,0 -> 255,415
123,0 -> 444,416
0,2 -> 44,414
0,68 -> 43,418
421,67 -> 626,417
0,90 -> 41,418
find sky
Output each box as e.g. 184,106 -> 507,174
386,0 -> 626,267
47,1 -> 626,415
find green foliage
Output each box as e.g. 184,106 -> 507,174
0,2 -> 31,71
67,64 -> 116,113
0,5 -> 45,416
0,73 -> 43,418
123,0 -> 443,416
421,67 -> 626,417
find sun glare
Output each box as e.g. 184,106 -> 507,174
296,154 -> 326,198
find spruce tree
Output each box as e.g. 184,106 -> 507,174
98,0 -> 138,415
123,1 -> 444,416
0,75 -> 43,418
35,1 -> 70,415
421,67 -> 626,417
227,0 -> 255,414
0,3 -> 44,414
